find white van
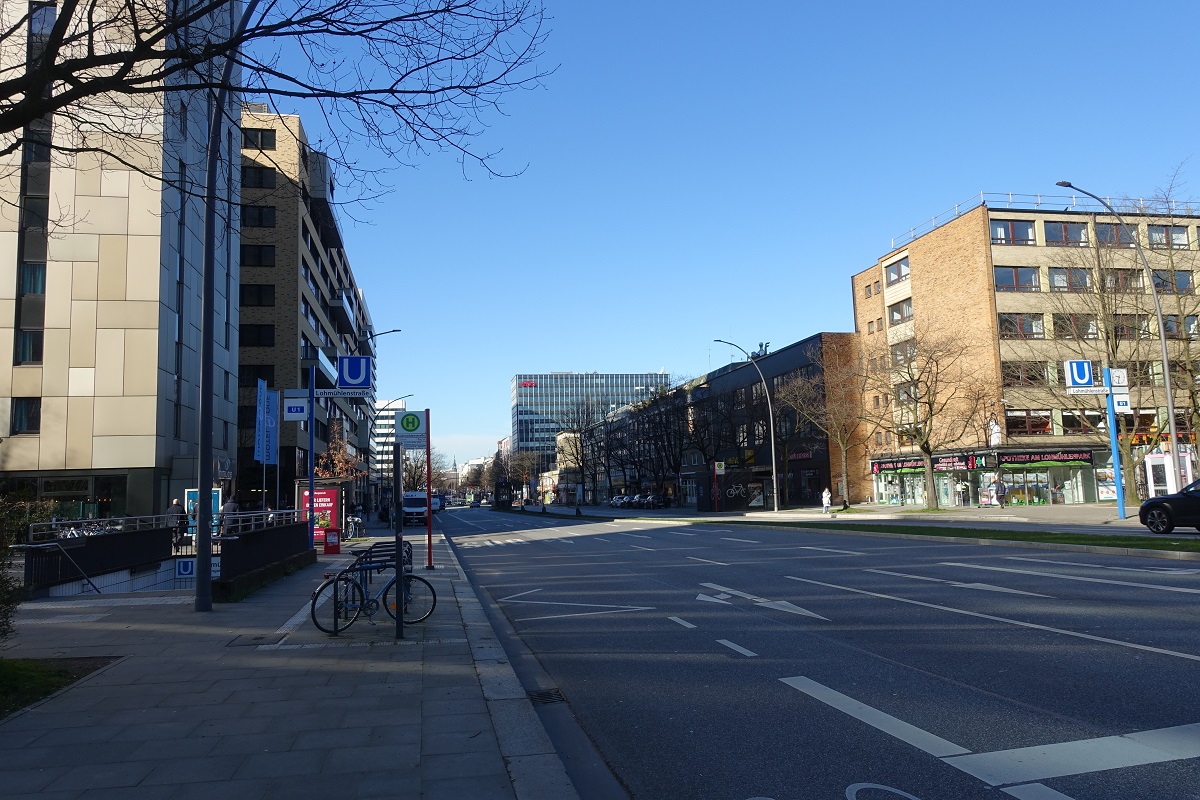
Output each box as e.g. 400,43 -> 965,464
402,492 -> 430,523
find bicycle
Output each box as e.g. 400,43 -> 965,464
310,544 -> 434,634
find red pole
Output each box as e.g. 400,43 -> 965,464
425,408 -> 433,569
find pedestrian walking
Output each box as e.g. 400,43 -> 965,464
821,487 -> 832,514
219,497 -> 240,535
992,476 -> 1008,508
166,498 -> 187,550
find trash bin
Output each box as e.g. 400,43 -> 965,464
324,527 -> 341,555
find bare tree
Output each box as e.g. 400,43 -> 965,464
862,323 -> 986,509
400,446 -> 448,490
775,335 -> 865,508
3,0 -> 548,179
557,399 -> 604,504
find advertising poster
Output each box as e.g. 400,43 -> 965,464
1096,468 -> 1118,501
185,488 -> 222,536
300,487 -> 340,544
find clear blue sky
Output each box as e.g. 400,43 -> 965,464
318,2 -> 1200,464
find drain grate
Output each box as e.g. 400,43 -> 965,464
527,688 -> 567,705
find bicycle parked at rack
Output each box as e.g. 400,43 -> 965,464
309,540 -> 433,634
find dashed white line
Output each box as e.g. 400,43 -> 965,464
669,616 -> 696,629
721,537 -> 760,544
630,545 -> 656,551
798,546 -> 863,555
617,532 -> 652,539
941,562 -> 1200,595
716,639 -> 757,657
1005,556 -> 1200,576
687,556 -> 729,566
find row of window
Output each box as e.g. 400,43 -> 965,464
1004,409 -> 1170,437
994,266 -> 1193,294
998,312 -> 1199,340
1000,360 -> 1181,387
992,219 -> 1190,249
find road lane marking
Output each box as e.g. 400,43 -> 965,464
944,722 -> 1200,786
595,537 -> 611,542
716,639 -> 757,657
630,545 -> 656,551
617,532 -> 652,539
497,589 -> 655,622
784,576 -> 1200,663
669,616 -> 696,628
779,676 -> 969,757
1005,556 -> 1200,576
1001,785 -> 1079,800
940,562 -> 1200,595
687,556 -> 729,565
672,532 -> 697,536
701,582 -> 763,601
697,594 -> 732,604
701,582 -> 829,620
799,546 -> 864,555
866,569 -> 1053,598
721,537 -> 760,543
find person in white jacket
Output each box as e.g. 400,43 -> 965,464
821,488 -> 832,514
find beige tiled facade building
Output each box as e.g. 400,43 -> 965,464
852,196 -> 1200,508
0,3 -> 240,516
236,106 -> 376,511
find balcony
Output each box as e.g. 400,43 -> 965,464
300,343 -> 337,387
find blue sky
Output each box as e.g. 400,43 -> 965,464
310,2 -> 1200,464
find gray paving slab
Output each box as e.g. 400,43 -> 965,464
0,523 -> 580,800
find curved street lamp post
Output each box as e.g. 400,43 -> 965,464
1055,181 -> 1181,494
714,339 -> 780,512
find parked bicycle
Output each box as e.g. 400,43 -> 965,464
310,541 -> 433,634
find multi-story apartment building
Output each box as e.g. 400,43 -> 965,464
236,105 -> 376,511
852,194 -> 1200,508
370,399 -> 406,508
0,4 -> 240,516
511,372 -> 670,471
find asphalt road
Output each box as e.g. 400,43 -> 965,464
440,508 -> 1200,800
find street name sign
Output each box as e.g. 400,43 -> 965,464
1066,387 -> 1110,395
314,388 -> 372,398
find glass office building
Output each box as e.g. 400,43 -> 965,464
511,372 -> 670,467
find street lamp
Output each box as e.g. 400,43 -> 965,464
375,394 -> 413,504
354,327 -> 402,354
714,339 -> 780,512
1056,181 -> 1181,493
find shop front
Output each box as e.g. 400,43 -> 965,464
872,453 -> 995,507
993,449 -> 1102,505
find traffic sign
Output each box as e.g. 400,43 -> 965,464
715,461 -> 726,475
1064,360 -> 1094,388
337,356 -> 372,389
1114,394 -> 1132,411
1066,387 -> 1110,395
396,410 -> 428,449
283,398 -> 309,421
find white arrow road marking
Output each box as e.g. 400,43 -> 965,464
716,639 -> 757,657
696,594 -> 732,604
721,537 -> 760,543
866,569 -> 1053,598
785,576 -> 1200,663
701,582 -> 829,620
686,556 -> 729,565
669,616 -> 696,628
497,588 -> 654,621
782,676 -> 1200,795
1005,556 -> 1200,576
940,562 -> 1200,595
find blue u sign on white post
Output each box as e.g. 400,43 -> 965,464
1065,359 -> 1094,388
337,356 -> 373,389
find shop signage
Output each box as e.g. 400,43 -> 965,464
932,454 -> 970,471
998,450 -> 1094,466
788,451 -> 814,461
519,380 -> 537,387
871,457 -> 924,474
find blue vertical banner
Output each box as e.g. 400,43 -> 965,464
254,378 -> 267,463
264,390 -> 279,465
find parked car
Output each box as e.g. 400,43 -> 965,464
609,495 -> 628,508
1139,479 -> 1200,534
643,494 -> 665,509
631,493 -> 651,508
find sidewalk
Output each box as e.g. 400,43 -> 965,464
0,520 -> 580,800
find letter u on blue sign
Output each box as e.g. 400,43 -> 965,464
337,356 -> 372,388
1066,360 -> 1093,387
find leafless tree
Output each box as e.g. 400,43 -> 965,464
557,399 -> 604,504
862,323 -> 986,509
400,446 -> 448,491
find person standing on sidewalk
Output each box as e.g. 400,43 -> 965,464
821,487 -> 832,514
992,476 -> 1008,508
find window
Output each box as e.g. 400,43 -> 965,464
888,298 -> 913,326
239,364 -> 275,387
1053,313 -> 1099,339
1165,315 -> 1199,339
241,165 -> 276,189
15,330 -> 43,363
1096,222 -> 1135,247
1103,268 -> 1143,292
886,257 -> 910,286
991,219 -> 1036,245
1001,361 -> 1049,387
240,284 -> 275,306
874,281 -> 881,294
241,127 -> 276,150
240,324 -> 275,347
998,313 -> 1044,339
872,396 -> 881,409
994,266 -> 1040,292
18,262 -> 45,294
890,339 -> 916,366
867,320 -> 874,334
240,244 -> 275,266
241,205 -> 276,227
865,283 -> 872,298
1152,270 -> 1193,294
1044,220 -> 1089,246
894,382 -> 919,404
1006,409 -> 1051,436
1113,314 -> 1151,339
1128,360 -> 1157,385
1048,267 -> 1091,292
1148,225 -> 1188,249
10,397 -> 40,434
1062,410 -> 1104,435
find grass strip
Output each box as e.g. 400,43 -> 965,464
0,657 -> 116,718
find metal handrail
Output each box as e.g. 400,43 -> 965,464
28,510 -> 303,543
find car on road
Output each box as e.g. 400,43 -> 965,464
1138,478 -> 1200,534
470,499 -> 481,508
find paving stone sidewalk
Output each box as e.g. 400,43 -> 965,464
0,525 -> 579,800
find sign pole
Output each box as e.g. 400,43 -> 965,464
1104,367 -> 1127,520
393,441 -> 404,640
308,365 -> 316,548
425,409 -> 434,570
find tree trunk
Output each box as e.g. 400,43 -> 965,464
839,443 -> 851,510
921,449 -> 939,510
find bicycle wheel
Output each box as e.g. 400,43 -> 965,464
311,575 -> 364,634
385,574 -> 436,623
